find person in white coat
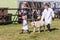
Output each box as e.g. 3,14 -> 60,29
41,3 -> 54,32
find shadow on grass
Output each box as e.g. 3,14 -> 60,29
50,28 -> 59,31
20,28 -> 59,34
31,28 -> 59,32
42,28 -> 59,32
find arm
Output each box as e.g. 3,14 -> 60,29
41,11 -> 45,21
51,9 -> 55,20
51,10 -> 54,18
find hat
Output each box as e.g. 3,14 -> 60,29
23,2 -> 27,4
45,3 -> 49,7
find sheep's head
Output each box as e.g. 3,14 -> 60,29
31,21 -> 36,27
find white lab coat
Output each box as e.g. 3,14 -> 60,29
41,8 -> 54,25
22,19 -> 28,30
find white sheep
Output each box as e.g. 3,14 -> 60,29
31,20 -> 45,32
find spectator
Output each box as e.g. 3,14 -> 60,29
37,9 -> 42,20
20,2 -> 30,34
32,9 -> 37,21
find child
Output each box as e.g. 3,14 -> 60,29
20,2 -> 30,34
20,14 -> 30,34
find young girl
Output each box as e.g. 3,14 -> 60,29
20,2 -> 30,34
20,14 -> 30,34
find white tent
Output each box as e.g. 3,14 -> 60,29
18,0 -> 60,2
18,0 -> 60,8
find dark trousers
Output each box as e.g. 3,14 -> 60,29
46,24 -> 51,32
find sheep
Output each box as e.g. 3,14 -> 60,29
31,20 -> 45,32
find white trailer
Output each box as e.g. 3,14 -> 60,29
18,0 -> 60,9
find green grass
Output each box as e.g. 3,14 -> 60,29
0,19 -> 60,40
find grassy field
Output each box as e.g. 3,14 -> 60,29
0,19 -> 60,40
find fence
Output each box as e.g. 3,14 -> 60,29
0,8 -> 60,24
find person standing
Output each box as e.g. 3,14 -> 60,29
20,2 -> 30,34
32,9 -> 37,21
37,9 -> 42,20
41,3 -> 54,32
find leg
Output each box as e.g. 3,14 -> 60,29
33,27 -> 36,32
20,29 -> 24,34
47,24 -> 51,32
38,27 -> 40,33
27,30 -> 30,34
44,25 -> 45,32
38,26 -> 42,32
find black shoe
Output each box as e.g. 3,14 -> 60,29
27,30 -> 30,34
19,32 -> 23,34
48,30 -> 51,32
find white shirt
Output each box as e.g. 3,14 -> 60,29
41,8 -> 54,25
21,4 -> 27,14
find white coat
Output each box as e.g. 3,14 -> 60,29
41,8 -> 54,25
